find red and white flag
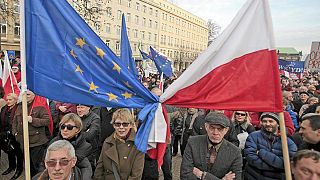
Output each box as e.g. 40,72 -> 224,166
2,51 -> 20,96
161,0 -> 283,112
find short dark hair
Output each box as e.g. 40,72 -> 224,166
301,113 -> 320,130
292,150 -> 320,167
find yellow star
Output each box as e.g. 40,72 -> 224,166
112,61 -> 121,74
122,92 -> 132,99
96,47 -> 105,59
75,65 -> 83,74
106,93 -> 118,102
76,38 -> 86,48
70,49 -> 77,59
124,81 -> 132,88
88,82 -> 99,93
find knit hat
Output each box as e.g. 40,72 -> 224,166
299,92 -> 309,96
260,112 -> 279,124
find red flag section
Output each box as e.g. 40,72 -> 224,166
30,95 -> 54,136
161,0 -> 283,112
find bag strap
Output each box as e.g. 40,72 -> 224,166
112,161 -> 121,180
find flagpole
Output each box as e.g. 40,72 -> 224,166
278,112 -> 292,180
20,0 -> 31,179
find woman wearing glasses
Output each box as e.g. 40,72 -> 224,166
94,108 -> 145,180
47,113 -> 93,179
231,111 -> 255,149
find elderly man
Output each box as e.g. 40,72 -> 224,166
291,150 -> 320,180
180,112 -> 242,180
12,90 -> 50,176
76,104 -> 101,170
298,113 -> 320,151
32,140 -> 80,180
244,112 -> 297,180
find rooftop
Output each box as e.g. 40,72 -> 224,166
276,47 -> 300,55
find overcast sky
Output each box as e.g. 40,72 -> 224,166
175,0 -> 320,56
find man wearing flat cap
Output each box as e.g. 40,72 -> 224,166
244,112 -> 297,180
180,112 -> 242,180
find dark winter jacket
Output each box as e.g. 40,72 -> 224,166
244,129 -> 297,180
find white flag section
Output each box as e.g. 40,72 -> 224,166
3,51 -> 20,96
160,0 -> 282,112
147,103 -> 167,149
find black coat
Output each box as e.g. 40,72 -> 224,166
81,111 -> 101,153
99,107 -> 116,145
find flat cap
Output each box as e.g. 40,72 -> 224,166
205,112 -> 230,128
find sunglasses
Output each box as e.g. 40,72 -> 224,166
113,122 -> 130,127
45,159 -> 71,167
235,112 -> 246,116
60,124 -> 77,130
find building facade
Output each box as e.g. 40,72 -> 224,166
1,0 -> 208,71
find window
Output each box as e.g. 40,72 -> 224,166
149,19 -> 152,28
105,40 -> 110,47
142,18 -> 146,26
133,44 -> 137,52
155,10 -> 158,17
148,32 -> 152,41
14,0 -> 19,14
141,31 -> 145,39
116,25 -> 120,35
0,20 -> 7,37
118,0 -> 121,5
116,41 -> 120,51
117,10 -> 122,20
0,0 -> 6,10
14,23 -> 20,37
94,22 -> 100,31
143,5 -> 146,13
154,21 -> 158,29
127,28 -> 130,37
149,8 -> 153,15
127,0 -> 131,7
134,29 -> 138,38
154,34 -> 157,42
135,15 -> 139,24
136,2 -> 140,11
127,13 -> 131,22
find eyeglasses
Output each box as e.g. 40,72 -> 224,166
60,124 -> 77,131
113,122 -> 130,127
235,112 -> 246,116
45,159 -> 71,167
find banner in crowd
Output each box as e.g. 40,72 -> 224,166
304,41 -> 320,71
278,59 -> 304,79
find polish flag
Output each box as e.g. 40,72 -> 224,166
2,51 -> 20,96
159,72 -> 164,92
160,0 -> 283,112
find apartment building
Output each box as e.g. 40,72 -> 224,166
1,0 -> 208,71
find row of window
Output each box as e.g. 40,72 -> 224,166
105,39 -> 155,53
161,23 -> 206,42
160,35 -> 205,51
116,11 -> 159,29
0,22 -> 20,37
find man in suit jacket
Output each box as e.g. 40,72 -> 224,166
180,112 -> 242,180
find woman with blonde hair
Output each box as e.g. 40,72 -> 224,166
95,108 -> 145,180
48,113 -> 92,179
231,111 -> 255,149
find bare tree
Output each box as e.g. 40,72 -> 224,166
207,19 -> 221,46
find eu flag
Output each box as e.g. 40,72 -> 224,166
25,0 -> 159,152
120,14 -> 139,78
149,46 -> 173,77
139,48 -> 151,60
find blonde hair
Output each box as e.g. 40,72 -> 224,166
111,108 -> 134,124
231,111 -> 251,123
60,113 -> 83,133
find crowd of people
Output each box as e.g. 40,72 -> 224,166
0,53 -> 319,180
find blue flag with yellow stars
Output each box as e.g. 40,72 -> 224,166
25,0 -> 159,153
150,46 -> 173,78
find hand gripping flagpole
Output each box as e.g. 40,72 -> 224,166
278,112 -> 292,180
20,0 -> 31,179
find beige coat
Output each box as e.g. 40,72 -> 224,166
94,130 -> 145,180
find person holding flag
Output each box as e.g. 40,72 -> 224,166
12,90 -> 51,177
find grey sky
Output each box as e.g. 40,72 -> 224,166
176,0 -> 320,56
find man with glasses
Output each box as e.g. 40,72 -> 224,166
33,140 -> 81,180
180,112 -> 242,180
